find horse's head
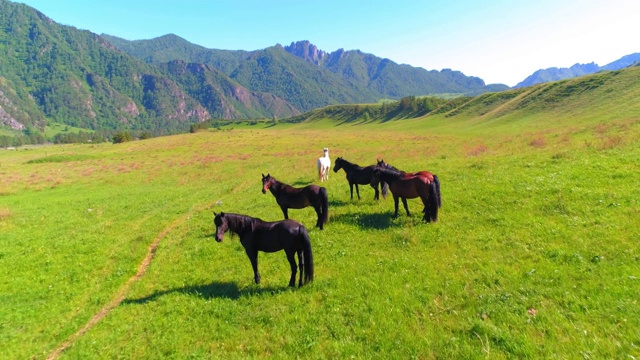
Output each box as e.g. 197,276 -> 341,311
213,212 -> 228,242
377,159 -> 385,167
372,167 -> 382,179
333,157 -> 343,172
261,173 -> 274,194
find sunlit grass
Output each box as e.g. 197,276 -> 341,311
1,116 -> 639,359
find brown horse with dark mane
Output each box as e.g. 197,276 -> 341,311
214,212 -> 314,287
373,166 -> 440,222
261,174 -> 329,230
377,159 -> 441,208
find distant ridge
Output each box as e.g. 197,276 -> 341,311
515,53 -> 640,88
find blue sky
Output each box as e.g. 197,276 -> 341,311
15,0 -> 638,86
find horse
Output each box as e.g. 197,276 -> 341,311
213,212 -> 314,287
262,173 -> 329,230
372,167 -> 439,222
317,147 -> 331,182
377,159 -> 441,208
332,157 -> 387,200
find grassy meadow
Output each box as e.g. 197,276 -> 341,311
2,75 -> 640,358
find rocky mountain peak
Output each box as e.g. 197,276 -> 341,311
284,40 -> 327,65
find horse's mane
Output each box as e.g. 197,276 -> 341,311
221,213 -> 263,236
378,160 -> 402,172
375,166 -> 404,179
336,157 -> 360,168
265,175 -> 293,191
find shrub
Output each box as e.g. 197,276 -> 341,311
112,131 -> 133,144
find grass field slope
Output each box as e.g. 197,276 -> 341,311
291,66 -> 640,134
1,67 -> 639,359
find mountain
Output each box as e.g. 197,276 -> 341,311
601,53 -> 640,70
104,36 -> 509,108
0,0 -> 210,132
515,53 -> 640,88
0,0 -> 505,134
160,60 -> 299,119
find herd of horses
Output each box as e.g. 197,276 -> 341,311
214,149 -> 442,288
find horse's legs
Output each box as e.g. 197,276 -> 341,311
297,249 -> 304,287
401,197 -> 411,216
393,195 -> 400,218
285,249 -> 297,287
372,184 -> 379,200
355,184 -> 361,200
313,205 -> 323,229
349,183 -> 354,199
420,195 -> 431,222
245,249 -> 260,284
281,206 -> 289,219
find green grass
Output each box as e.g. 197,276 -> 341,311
43,122 -> 94,139
1,68 -> 640,359
1,115 -> 638,359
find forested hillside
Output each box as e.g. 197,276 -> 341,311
0,0 -> 209,132
105,35 -> 508,107
0,0 -> 511,142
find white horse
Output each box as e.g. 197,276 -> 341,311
317,148 -> 331,182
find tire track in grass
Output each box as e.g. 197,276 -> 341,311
46,201 -> 217,360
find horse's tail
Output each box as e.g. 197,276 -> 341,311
433,175 -> 442,208
320,186 -> 329,225
299,226 -> 314,284
381,180 -> 389,199
428,180 -> 439,222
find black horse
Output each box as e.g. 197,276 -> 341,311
333,157 -> 387,200
377,159 -> 441,208
373,167 -> 439,222
261,173 -> 329,230
214,212 -> 314,287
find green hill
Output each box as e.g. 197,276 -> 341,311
286,66 -> 640,134
0,0 -> 208,132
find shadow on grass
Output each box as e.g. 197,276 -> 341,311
122,281 -> 288,304
291,179 -> 312,187
330,211 -> 395,230
328,199 -> 350,208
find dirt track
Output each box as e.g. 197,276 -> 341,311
46,202 -> 215,359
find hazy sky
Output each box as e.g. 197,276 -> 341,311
15,0 -> 639,86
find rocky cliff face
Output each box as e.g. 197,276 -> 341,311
284,40 -> 327,65
0,90 -> 24,130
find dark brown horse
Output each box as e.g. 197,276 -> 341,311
373,167 -> 439,222
333,157 -> 386,200
261,174 -> 329,230
214,212 -> 314,287
377,159 -> 441,208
